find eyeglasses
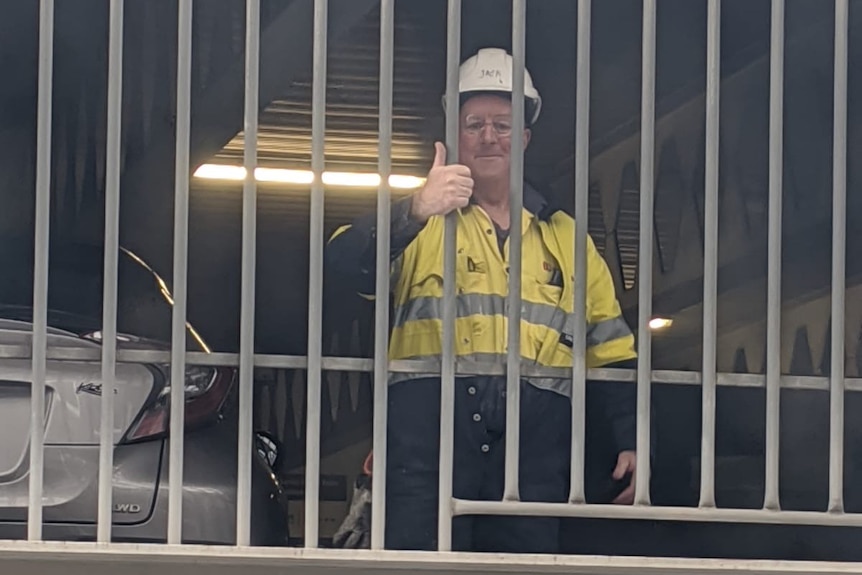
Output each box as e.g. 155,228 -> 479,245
462,115 -> 513,137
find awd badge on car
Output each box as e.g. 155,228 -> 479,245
113,503 -> 142,514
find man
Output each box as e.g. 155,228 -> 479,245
326,48 -> 639,553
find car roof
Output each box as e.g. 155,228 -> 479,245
0,317 -> 80,337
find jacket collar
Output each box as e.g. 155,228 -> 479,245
463,182 -> 556,232
523,182 -> 552,219
465,182 -> 549,215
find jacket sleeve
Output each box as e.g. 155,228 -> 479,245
325,196 -> 425,297
582,234 -> 643,455
593,362 -> 657,458
591,359 -> 638,454
584,235 -> 638,368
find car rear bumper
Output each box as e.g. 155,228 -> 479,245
0,423 -> 289,546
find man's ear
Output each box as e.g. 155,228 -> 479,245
523,128 -> 532,150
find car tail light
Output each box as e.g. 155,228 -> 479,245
124,366 -> 234,443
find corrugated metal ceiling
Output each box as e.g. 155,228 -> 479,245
198,3 -> 444,228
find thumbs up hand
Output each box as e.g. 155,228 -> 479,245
409,141 -> 474,223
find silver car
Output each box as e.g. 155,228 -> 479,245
0,239 -> 289,545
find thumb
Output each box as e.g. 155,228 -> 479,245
612,456 -> 629,480
432,141 -> 447,168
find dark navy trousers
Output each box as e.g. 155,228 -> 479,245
385,376 -> 572,553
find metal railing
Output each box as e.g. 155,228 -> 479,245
4,0 -> 860,570
27,0 -> 54,544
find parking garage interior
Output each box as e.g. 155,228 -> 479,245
2,0 -> 862,561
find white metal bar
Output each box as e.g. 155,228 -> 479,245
167,0 -> 193,545
438,0 -> 461,552
635,0 -> 656,507
504,0 -> 527,503
370,0 -> 394,551
28,0 -> 54,543
6,340 -> 862,393
97,0 -> 124,543
6,340 -> 862,392
6,337 -> 862,394
236,0 -> 261,546
10,543 -> 862,575
699,0 -> 720,510
569,0 -> 591,505
453,499 -> 862,527
829,0 -> 848,514
305,0 -> 328,550
764,0 -> 785,512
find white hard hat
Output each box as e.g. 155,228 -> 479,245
444,47 -> 542,124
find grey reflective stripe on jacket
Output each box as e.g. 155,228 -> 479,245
393,294 -> 633,347
389,294 -> 633,397
393,293 -> 565,331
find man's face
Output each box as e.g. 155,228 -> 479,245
458,94 -> 531,182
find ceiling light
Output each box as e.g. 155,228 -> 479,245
648,317 -> 674,331
193,164 -> 425,190
255,167 -> 314,184
194,164 -> 245,180
323,171 -> 381,187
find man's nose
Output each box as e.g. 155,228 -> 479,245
479,123 -> 498,143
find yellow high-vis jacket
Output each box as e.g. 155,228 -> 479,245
327,185 -> 637,398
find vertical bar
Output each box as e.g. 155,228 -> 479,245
97,0 -> 124,543
504,0 -> 527,503
828,0 -> 848,514
236,0 -> 260,546
763,0 -> 784,512
438,0 -> 461,552
569,0 -> 591,505
28,0 -> 54,542
167,0 -> 193,544
370,0 -> 394,550
699,0 -> 720,510
634,0 -> 656,507
305,0 -> 327,549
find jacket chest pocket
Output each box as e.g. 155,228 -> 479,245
405,250 -> 490,297
528,257 -> 565,307
456,251 -> 490,293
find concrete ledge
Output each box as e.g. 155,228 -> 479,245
3,541 -> 862,575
